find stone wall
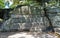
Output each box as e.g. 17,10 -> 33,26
1,6 -> 44,31
1,6 -> 60,32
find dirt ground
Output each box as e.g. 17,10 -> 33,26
0,32 -> 59,38
0,32 -> 35,38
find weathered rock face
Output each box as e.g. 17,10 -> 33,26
46,7 -> 60,32
1,6 -> 44,31
1,6 -> 60,32
2,14 -> 44,31
47,7 -> 60,27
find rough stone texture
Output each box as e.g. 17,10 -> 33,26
2,14 -> 44,31
0,6 -> 43,31
1,6 -> 60,32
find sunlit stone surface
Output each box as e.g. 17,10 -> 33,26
0,32 -> 58,38
8,32 -> 34,38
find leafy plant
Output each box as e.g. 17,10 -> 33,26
0,0 -> 5,8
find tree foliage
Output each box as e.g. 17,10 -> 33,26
0,0 -> 5,8
0,0 -> 60,8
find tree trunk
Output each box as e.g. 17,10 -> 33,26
43,8 -> 55,32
